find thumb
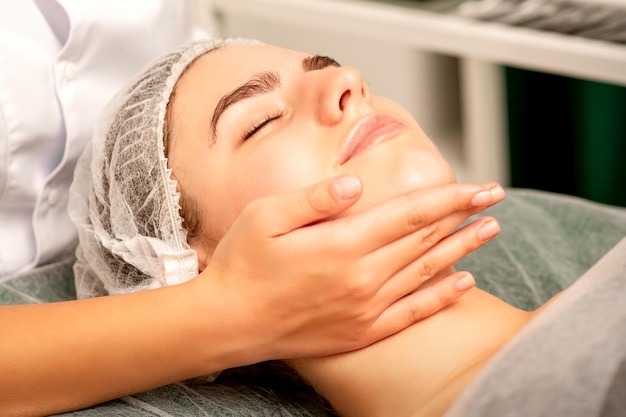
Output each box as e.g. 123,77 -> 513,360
261,175 -> 363,236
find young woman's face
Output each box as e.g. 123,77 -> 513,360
167,44 -> 455,247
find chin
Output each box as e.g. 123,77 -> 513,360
338,127 -> 456,215
342,165 -> 455,218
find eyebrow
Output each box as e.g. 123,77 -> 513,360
209,54 -> 341,141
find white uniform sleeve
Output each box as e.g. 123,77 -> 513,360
0,0 -> 216,279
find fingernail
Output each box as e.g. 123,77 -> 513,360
490,185 -> 505,200
477,219 -> 500,241
471,190 -> 493,206
331,175 -> 361,200
455,273 -> 475,292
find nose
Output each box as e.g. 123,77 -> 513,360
314,66 -> 370,125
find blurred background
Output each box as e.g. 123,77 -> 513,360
191,0 -> 626,207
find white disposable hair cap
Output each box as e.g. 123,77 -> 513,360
69,38 -> 261,298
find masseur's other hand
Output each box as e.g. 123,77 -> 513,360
203,175 -> 504,363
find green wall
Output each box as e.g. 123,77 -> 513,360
506,67 -> 626,207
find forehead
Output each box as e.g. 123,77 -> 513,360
168,44 -> 311,150
176,44 -> 309,97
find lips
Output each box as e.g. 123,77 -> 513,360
339,114 -> 406,164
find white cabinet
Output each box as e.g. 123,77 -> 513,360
209,0 -> 626,185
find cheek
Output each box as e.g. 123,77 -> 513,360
216,142 -> 327,227
239,150 -> 317,193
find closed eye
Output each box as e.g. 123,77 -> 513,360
242,111 -> 284,141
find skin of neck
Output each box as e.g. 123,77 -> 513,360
288,266 -> 548,417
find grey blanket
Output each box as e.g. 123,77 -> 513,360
447,236 -> 626,417
2,189 -> 625,416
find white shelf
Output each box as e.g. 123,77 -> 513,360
213,0 -> 626,86
210,0 -> 626,185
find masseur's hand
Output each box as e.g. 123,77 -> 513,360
200,175 -> 504,364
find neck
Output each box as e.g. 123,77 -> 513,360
290,273 -> 546,417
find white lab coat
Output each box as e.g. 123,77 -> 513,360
0,0 -> 214,279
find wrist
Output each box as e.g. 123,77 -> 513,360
183,269 -> 276,374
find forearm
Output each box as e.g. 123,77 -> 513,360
0,278 -> 252,417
